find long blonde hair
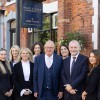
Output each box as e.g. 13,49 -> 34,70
17,48 -> 33,62
0,48 -> 12,74
9,45 -> 20,62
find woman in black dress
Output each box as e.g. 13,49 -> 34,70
12,48 -> 35,100
0,48 -> 13,100
82,50 -> 100,100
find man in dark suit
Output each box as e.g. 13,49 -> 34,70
61,40 -> 88,100
34,40 -> 63,100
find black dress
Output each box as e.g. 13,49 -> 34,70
85,66 -> 100,100
0,61 -> 13,100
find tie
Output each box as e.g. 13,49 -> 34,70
71,57 -> 76,75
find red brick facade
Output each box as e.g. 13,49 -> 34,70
1,0 -> 94,55
58,0 -> 93,55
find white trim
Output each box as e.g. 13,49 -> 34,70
52,13 -> 58,29
43,1 -> 58,13
92,0 -> 98,49
6,0 -> 16,6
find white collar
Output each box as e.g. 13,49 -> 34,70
71,53 -> 79,60
45,54 -> 53,59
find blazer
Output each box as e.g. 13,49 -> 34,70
0,61 -> 13,100
85,65 -> 100,100
12,61 -> 34,96
34,53 -> 63,97
61,54 -> 88,95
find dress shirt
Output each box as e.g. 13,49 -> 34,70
21,60 -> 30,81
45,54 -> 53,68
20,60 -> 31,96
70,53 -> 79,74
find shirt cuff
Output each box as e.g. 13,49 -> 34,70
20,89 -> 26,97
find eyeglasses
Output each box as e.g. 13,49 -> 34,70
45,47 -> 54,49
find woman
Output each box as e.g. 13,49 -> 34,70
59,45 -> 70,59
31,42 -> 43,63
82,50 -> 100,100
9,45 -> 20,67
12,48 -> 35,100
0,48 -> 13,100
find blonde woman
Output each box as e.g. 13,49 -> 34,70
12,48 -> 35,100
0,48 -> 13,100
9,45 -> 20,68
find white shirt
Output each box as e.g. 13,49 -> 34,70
45,54 -> 53,68
21,60 -> 30,81
20,60 -> 31,96
70,54 -> 79,74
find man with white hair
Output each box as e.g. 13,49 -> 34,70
34,40 -> 63,100
61,40 -> 89,100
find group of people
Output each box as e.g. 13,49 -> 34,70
0,40 -> 100,100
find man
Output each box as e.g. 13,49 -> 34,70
61,40 -> 88,100
34,40 -> 63,100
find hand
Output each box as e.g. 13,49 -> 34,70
57,92 -> 63,99
24,91 -> 30,95
82,91 -> 87,100
34,92 -> 38,97
69,89 -> 76,94
25,89 -> 32,94
4,92 -> 11,97
9,89 -> 13,95
65,84 -> 72,92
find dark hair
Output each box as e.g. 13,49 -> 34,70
31,42 -> 43,54
59,45 -> 70,56
0,48 -> 6,51
89,49 -> 100,71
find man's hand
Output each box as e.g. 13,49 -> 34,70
65,84 -> 72,92
4,92 -> 11,97
82,91 -> 87,100
34,92 -> 38,97
9,89 -> 13,95
69,89 -> 76,94
57,92 -> 63,99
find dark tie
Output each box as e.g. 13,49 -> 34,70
71,57 -> 76,75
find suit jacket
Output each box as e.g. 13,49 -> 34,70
34,54 -> 63,97
61,54 -> 88,95
85,65 -> 100,100
0,61 -> 13,100
12,61 -> 34,96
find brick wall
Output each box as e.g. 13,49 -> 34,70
58,0 -> 93,55
71,0 -> 93,55
57,0 -> 72,52
20,28 -> 28,48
